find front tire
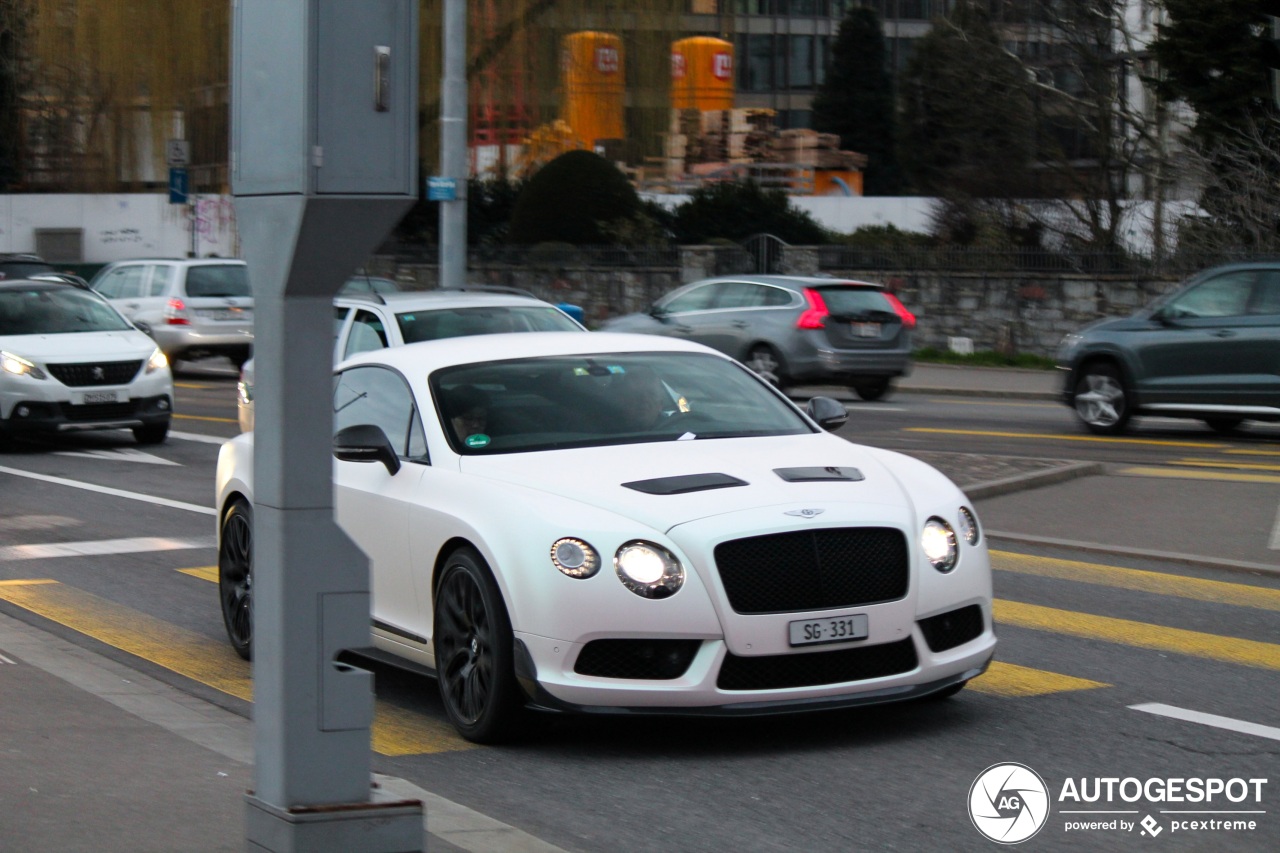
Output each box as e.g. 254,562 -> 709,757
133,421 -> 169,445
1073,362 -> 1131,435
433,547 -> 523,743
1204,417 -> 1244,435
219,500 -> 253,661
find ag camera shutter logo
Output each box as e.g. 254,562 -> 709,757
969,763 -> 1050,844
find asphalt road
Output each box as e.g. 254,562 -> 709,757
1,369 -> 1278,852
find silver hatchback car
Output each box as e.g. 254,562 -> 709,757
600,275 -> 915,400
89,258 -> 253,368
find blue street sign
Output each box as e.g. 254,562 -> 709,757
426,176 -> 457,201
168,167 -> 189,204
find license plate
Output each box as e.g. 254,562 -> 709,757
789,614 -> 869,647
199,308 -> 248,321
75,390 -> 124,405
853,322 -> 881,338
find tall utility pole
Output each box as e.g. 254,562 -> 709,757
231,2 -> 423,850
439,0 -> 467,288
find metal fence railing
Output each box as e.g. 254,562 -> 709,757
815,246 -> 1275,277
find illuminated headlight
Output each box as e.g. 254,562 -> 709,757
1,351 -> 46,380
957,506 -> 979,546
145,348 -> 168,374
614,540 -> 684,599
550,537 -> 600,579
237,380 -> 253,405
922,517 -> 958,573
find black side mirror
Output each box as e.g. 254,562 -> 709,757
333,424 -> 401,475
805,396 -> 849,432
649,303 -> 668,320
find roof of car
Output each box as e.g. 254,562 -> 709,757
340,330 -> 721,373
0,277 -> 84,291
686,274 -> 883,289
99,257 -> 247,266
336,287 -> 565,311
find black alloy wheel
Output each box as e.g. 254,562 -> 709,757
219,500 -> 253,661
433,547 -> 523,743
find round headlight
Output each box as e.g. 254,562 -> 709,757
922,517 -> 958,573
614,541 -> 684,599
957,506 -> 979,546
145,347 -> 169,374
550,537 -> 600,579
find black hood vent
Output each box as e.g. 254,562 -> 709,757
773,466 -> 863,483
622,473 -> 748,495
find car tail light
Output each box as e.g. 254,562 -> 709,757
165,297 -> 191,325
884,292 -> 916,330
797,288 -> 829,329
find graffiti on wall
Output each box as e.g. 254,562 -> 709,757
187,196 -> 238,254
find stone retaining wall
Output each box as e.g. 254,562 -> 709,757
366,247 -> 1184,358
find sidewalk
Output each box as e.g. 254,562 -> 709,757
0,364 -> 1078,853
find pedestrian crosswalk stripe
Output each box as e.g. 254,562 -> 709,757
970,661 -> 1108,697
0,536 -> 216,562
1117,466 -> 1280,484
0,580 -> 473,756
992,551 -> 1280,612
994,599 -> 1280,671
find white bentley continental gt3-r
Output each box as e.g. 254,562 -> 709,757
215,332 -> 995,742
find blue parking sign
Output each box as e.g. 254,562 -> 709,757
169,167 -> 189,204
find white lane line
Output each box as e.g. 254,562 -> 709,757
170,430 -> 232,445
1270,503 -> 1280,550
54,447 -> 180,466
0,465 -> 216,516
0,536 -> 217,562
1130,703 -> 1280,742
0,651 -> 16,664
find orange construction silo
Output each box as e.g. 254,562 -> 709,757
671,37 -> 734,111
560,31 -> 625,150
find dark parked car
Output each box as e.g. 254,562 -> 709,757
600,275 -> 916,400
0,254 -> 57,280
1057,261 -> 1280,435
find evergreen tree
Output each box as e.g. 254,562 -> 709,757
1152,0 -> 1280,149
897,1 -> 1035,199
810,6 -> 901,195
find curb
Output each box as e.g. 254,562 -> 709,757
964,461 -> 1104,500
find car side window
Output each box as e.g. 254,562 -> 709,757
333,366 -> 427,462
714,282 -> 770,309
148,265 -> 174,296
1167,272 -> 1253,319
345,309 -> 389,358
1249,271 -> 1280,315
95,266 -> 145,299
661,283 -> 717,314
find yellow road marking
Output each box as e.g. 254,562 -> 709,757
1225,448 -> 1280,457
174,413 -> 238,424
992,551 -> 1280,612
970,661 -> 1108,697
178,565 -> 219,583
994,599 -> 1280,671
926,399 -> 1058,409
174,382 -> 213,389
1169,458 -> 1280,472
1118,466 -> 1280,484
905,427 -> 1223,449
0,580 -> 472,755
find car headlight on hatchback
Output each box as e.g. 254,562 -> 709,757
922,517 -> 958,573
1,351 -> 46,380
550,537 -> 600,579
614,540 -> 685,598
145,348 -> 168,374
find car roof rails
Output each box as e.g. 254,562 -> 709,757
29,272 -> 92,290
455,284 -> 539,299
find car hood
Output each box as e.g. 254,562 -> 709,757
457,434 -> 913,533
1,331 -> 156,362
1076,315 -> 1153,336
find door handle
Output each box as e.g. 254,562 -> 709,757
731,321 -> 749,329
1212,329 -> 1237,338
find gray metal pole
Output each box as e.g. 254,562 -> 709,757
439,0 -> 467,289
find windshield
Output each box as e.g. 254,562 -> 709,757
432,351 -> 813,454
397,305 -> 582,342
0,286 -> 132,335
185,265 -> 251,298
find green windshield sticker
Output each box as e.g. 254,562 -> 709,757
465,434 -> 491,448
